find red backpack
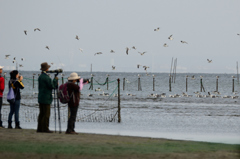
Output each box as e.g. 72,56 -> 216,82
58,83 -> 73,104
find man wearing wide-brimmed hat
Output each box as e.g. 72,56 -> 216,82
37,62 -> 58,133
0,66 -> 5,128
65,72 -> 81,134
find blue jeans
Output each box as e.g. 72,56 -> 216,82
8,99 -> 21,123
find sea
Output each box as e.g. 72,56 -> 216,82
1,71 -> 240,144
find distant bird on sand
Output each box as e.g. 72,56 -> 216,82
46,46 -> 50,50
168,35 -> 173,40
137,64 -> 141,69
138,51 -> 146,56
163,43 -> 168,47
110,50 -> 115,53
132,46 -> 137,50
207,59 -> 212,63
154,27 -> 160,31
76,35 -> 79,40
112,66 -> 116,70
5,55 -> 10,59
19,64 -> 23,67
180,40 -> 188,44
143,66 -> 149,71
79,48 -> 83,52
34,28 -> 41,31
24,30 -> 27,35
126,47 -> 130,55
94,52 -> 102,56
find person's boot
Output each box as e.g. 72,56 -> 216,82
0,121 -> 5,128
8,121 -> 13,129
15,122 -> 22,129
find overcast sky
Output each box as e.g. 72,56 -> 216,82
0,0 -> 240,73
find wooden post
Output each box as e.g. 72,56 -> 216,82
117,78 -> 121,123
169,75 -> 171,92
91,77 -> 93,90
186,76 -> 188,92
33,76 -> 34,88
232,78 -> 234,92
138,77 -> 140,91
106,77 -> 109,90
170,57 -> 173,83
123,78 -> 125,91
153,76 -> 155,91
200,78 -> 202,92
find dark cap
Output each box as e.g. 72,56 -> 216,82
40,62 -> 51,71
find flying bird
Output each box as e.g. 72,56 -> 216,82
13,57 -> 16,60
138,51 -> 146,55
132,46 -> 137,50
24,30 -> 27,35
75,35 -> 79,40
137,64 -> 141,69
207,59 -> 212,63
34,28 -> 41,31
168,35 -> 173,40
12,60 -> 16,63
19,64 -> 23,67
21,58 -> 24,61
126,47 -> 130,55
180,40 -> 188,44
110,50 -> 115,53
163,43 -> 168,47
5,55 -> 10,59
191,75 -> 195,80
237,34 -> 240,36
154,27 -> 160,31
112,66 -> 116,70
79,48 -> 83,52
143,66 -> 149,71
45,46 -> 50,50
51,63 -> 54,65
94,52 -> 103,56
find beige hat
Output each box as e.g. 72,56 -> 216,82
68,72 -> 80,80
0,66 -> 4,69
40,62 -> 51,71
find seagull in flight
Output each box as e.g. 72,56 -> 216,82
191,75 -> 195,80
110,50 -> 115,53
168,35 -> 173,40
94,52 -> 103,56
21,58 -> 24,61
137,64 -> 141,69
112,66 -> 116,70
126,47 -> 130,55
19,64 -> 23,67
154,27 -> 160,31
143,66 -> 149,71
138,51 -> 146,56
163,43 -> 168,47
79,48 -> 83,52
180,40 -> 188,44
76,35 -> 79,40
5,55 -> 10,59
207,59 -> 212,63
132,46 -> 137,50
34,28 -> 41,31
51,63 -> 54,65
13,57 -> 16,60
46,46 -> 50,50
24,30 -> 27,35
237,33 -> 240,36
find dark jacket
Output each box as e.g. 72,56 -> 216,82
0,75 -> 4,97
67,82 -> 80,107
8,80 -> 24,100
38,72 -> 58,104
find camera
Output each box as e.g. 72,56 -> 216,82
46,69 -> 63,73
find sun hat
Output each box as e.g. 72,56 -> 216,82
68,72 -> 80,81
40,62 -> 51,71
0,66 -> 4,69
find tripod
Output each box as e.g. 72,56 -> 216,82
53,73 -> 62,133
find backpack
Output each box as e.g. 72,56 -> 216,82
58,82 -> 74,104
7,81 -> 17,104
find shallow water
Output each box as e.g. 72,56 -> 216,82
1,71 -> 240,144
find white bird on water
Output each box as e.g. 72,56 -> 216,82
180,40 -> 188,44
168,35 -> 173,40
207,59 -> 212,63
163,43 -> 168,47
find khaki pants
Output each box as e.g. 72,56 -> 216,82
37,103 -> 50,132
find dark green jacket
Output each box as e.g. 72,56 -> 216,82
38,72 -> 58,104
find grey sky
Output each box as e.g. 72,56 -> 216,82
0,0 -> 240,73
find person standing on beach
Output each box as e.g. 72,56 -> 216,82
0,66 -> 5,128
8,70 -> 24,129
37,62 -> 58,133
66,73 -> 81,134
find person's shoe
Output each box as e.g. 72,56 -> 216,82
0,121 -> 5,128
15,122 -> 22,129
72,130 -> 78,135
8,121 -> 13,129
36,130 -> 42,133
65,131 -> 75,135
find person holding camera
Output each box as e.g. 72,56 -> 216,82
0,66 -> 5,128
8,70 -> 24,129
66,72 -> 81,135
37,62 -> 58,133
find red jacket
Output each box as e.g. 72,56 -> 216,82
0,75 -> 4,97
